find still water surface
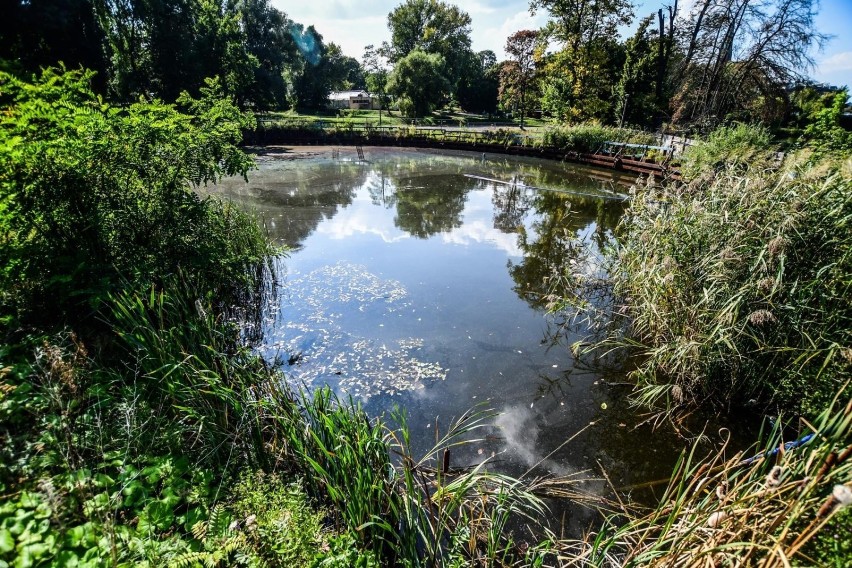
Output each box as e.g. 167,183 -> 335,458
209,147 -> 699,530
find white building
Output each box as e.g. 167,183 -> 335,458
328,90 -> 381,110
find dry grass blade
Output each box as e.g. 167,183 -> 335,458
564,387 -> 851,567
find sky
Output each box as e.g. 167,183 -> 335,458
272,0 -> 852,89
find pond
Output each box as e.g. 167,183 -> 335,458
207,146 -> 705,532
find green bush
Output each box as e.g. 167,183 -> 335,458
680,122 -> 775,179
0,66 -> 270,328
539,123 -> 657,153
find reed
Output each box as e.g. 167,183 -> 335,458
608,152 -> 851,413
564,387 -> 852,566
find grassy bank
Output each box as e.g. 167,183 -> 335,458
0,66 -> 567,567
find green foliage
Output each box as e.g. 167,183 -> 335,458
455,50 -> 499,115
801,90 -> 852,156
385,0 -> 473,90
680,122 -> 776,179
229,472 -> 336,566
388,50 -> 451,118
613,16 -> 660,127
609,154 -> 851,412
539,123 -> 657,153
0,67 -> 268,327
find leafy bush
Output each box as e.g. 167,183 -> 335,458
610,154 -> 851,412
680,122 -> 775,179
539,123 -> 657,154
801,91 -> 852,157
0,67 -> 270,328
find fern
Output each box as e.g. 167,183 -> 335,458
171,505 -> 261,568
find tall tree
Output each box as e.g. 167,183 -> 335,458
531,0 -> 633,121
614,16 -> 659,127
387,49 -> 450,118
238,0 -> 298,110
502,30 -> 540,128
363,44 -> 391,123
384,0 -> 472,91
456,50 -> 499,114
1,0 -> 108,90
670,0 -> 827,126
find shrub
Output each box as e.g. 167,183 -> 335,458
0,66 -> 269,329
539,123 -> 657,154
680,122 -> 775,179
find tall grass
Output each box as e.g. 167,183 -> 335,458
104,280 -> 566,566
265,387 -> 556,565
564,387 -> 852,566
608,153 -> 851,413
680,122 -> 776,180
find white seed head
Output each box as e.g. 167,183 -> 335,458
832,484 -> 852,507
707,511 -> 728,528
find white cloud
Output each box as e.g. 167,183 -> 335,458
276,1 -> 549,59
317,200 -> 410,243
442,220 -> 523,257
819,51 -> 852,74
473,9 -> 549,57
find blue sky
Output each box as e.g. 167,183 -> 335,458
274,0 -> 852,89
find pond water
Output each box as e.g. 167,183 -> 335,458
208,146 -> 705,532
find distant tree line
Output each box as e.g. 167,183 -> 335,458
1,0 -> 844,131
0,0 -> 363,110
367,0 -> 839,130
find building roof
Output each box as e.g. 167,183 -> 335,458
329,90 -> 371,100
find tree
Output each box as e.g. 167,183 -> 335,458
387,50 -> 450,118
670,0 -> 828,127
1,0 -> 109,91
363,44 -> 391,123
531,0 -> 633,121
456,50 -> 499,114
502,31 -> 540,128
384,0 -> 472,90
614,16 -> 660,127
238,0 -> 298,110
290,27 -> 356,109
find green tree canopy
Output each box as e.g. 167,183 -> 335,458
456,50 -> 499,114
532,0 -> 633,121
384,0 -> 473,90
387,50 -> 450,118
501,30 -> 541,127
0,67 -> 265,324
